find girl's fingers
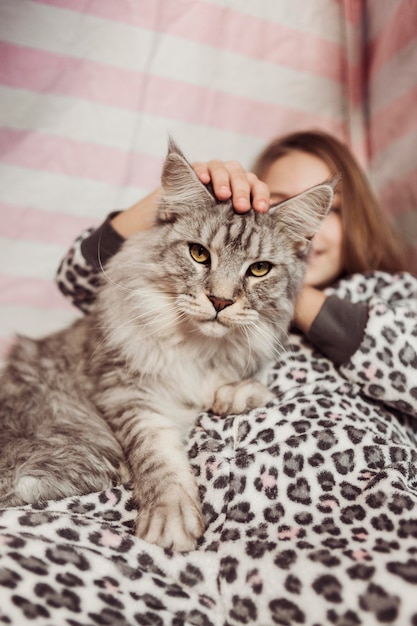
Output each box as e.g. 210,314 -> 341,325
192,160 -> 270,213
194,160 -> 235,201
246,173 -> 270,213
192,161 -> 212,185
222,160 -> 251,211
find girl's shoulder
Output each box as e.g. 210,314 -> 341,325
327,270 -> 417,304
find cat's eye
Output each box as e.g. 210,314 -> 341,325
189,243 -> 210,265
248,261 -> 272,277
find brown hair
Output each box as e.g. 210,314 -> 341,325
252,130 -> 417,276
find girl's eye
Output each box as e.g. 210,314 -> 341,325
189,244 -> 210,264
248,261 -> 272,277
329,205 -> 341,214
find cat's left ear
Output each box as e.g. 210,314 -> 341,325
159,139 -> 215,221
269,178 -> 338,243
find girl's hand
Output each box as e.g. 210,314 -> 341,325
111,159 -> 271,238
192,160 -> 270,213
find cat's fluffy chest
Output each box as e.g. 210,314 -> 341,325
99,318 -> 259,432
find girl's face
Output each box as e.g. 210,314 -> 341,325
262,150 -> 344,289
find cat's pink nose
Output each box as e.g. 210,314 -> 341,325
208,295 -> 234,312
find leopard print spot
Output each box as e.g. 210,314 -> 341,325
91,608 -> 131,626
219,557 -> 238,584
229,595 -> 257,624
340,505 -> 366,524
8,553 -> 48,576
179,564 -> 204,587
309,549 -> 341,567
228,502 -> 255,524
318,470 -> 336,491
371,513 -> 394,532
0,568 -> 21,589
312,574 -> 343,603
340,482 -> 362,501
269,598 -> 305,625
274,550 -> 297,570
327,608 -> 361,626
346,563 -> 375,580
359,582 -> 400,622
332,449 -> 355,474
34,582 -> 81,612
287,478 -> 311,505
11,595 -> 50,619
398,518 -> 417,539
399,343 -> 417,367
45,545 -> 89,571
314,429 -> 337,451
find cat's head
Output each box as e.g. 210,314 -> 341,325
144,140 -> 335,346
109,140 -> 334,360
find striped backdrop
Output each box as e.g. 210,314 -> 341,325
0,0 -> 416,358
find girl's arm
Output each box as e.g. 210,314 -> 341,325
294,286 -> 369,365
296,274 -> 417,419
56,191 -> 159,312
56,226 -> 99,313
338,275 -> 417,418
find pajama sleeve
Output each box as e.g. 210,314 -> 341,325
56,212 -> 125,313
306,272 -> 417,419
335,273 -> 417,418
338,293 -> 417,418
307,295 -> 369,365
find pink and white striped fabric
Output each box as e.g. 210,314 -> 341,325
0,0 -> 416,357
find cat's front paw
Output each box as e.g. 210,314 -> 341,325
135,485 -> 204,551
212,379 -> 275,416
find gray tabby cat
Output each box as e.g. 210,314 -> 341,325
0,141 -> 334,551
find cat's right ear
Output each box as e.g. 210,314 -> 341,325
158,139 -> 215,222
269,180 -> 336,244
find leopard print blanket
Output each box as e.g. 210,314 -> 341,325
1,271 -> 417,625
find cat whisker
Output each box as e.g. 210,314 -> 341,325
239,325 -> 254,377
86,332 -> 112,365
246,321 -> 287,365
87,306 -> 178,362
95,299 -> 189,342
123,306 -> 190,339
96,246 -> 138,295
